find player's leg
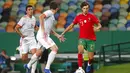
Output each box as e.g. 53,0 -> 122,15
22,47 -> 31,73
26,48 -> 43,69
22,53 -> 28,61
24,38 -> 37,73
30,49 -> 37,73
21,43 -> 29,62
25,41 -> 45,71
40,37 -> 58,73
16,46 -> 22,58
45,44 -> 58,69
86,40 -> 95,72
26,34 -> 45,68
29,39 -> 38,73
19,38 -> 29,62
77,39 -> 86,69
26,43 -> 44,69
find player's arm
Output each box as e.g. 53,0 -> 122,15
51,29 -> 60,38
92,14 -> 102,31
96,23 -> 102,30
51,29 -> 65,42
39,14 -> 46,32
15,25 -> 24,38
61,23 -> 75,35
34,25 -> 39,31
94,23 -> 102,31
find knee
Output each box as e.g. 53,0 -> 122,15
31,49 -> 36,55
88,55 -> 94,60
36,50 -> 42,57
52,48 -> 58,54
22,57 -> 28,61
89,56 -> 94,60
22,54 -> 28,61
78,45 -> 84,54
51,45 -> 58,53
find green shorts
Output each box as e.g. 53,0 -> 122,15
78,39 -> 95,52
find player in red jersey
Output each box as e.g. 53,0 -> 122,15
60,2 -> 102,72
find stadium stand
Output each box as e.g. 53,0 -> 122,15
0,0 -> 130,32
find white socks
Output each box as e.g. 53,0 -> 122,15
79,67 -> 82,69
45,51 -> 56,69
88,63 -> 91,66
31,61 -> 37,73
27,54 -> 39,68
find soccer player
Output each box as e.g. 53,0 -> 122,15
24,2 -> 65,73
60,2 -> 102,72
15,5 -> 38,73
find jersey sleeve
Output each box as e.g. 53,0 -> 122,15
73,16 -> 78,24
17,17 -> 25,26
43,10 -> 53,18
91,14 -> 100,24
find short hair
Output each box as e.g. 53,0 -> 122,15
26,5 -> 33,11
80,2 -> 90,8
49,1 -> 59,10
1,49 -> 6,54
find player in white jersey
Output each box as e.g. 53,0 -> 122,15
24,2 -> 65,73
15,5 -> 39,73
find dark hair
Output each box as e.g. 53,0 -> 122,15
1,49 -> 6,54
26,5 -> 33,11
49,1 -> 58,10
80,2 -> 90,8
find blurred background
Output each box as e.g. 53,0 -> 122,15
0,0 -> 130,73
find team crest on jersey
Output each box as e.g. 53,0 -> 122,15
84,20 -> 87,23
88,18 -> 91,21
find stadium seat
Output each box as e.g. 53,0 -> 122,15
0,0 -> 4,7
62,0 -> 69,4
60,3 -> 68,12
21,0 -> 28,5
109,19 -> 118,25
0,7 -> 3,14
0,0 -> 130,32
54,13 -> 60,20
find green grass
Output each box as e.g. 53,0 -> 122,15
95,63 -> 130,73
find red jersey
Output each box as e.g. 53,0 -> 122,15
73,13 -> 99,41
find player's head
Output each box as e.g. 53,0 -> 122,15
1,49 -> 6,55
26,5 -> 33,16
80,2 -> 90,14
50,1 -> 59,14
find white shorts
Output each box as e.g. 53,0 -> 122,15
19,37 -> 37,54
37,36 -> 56,49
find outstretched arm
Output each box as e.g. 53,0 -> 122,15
61,23 -> 75,35
51,29 -> 60,38
51,29 -> 65,42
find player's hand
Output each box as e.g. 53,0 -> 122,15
93,26 -> 99,32
21,35 -> 26,38
57,34 -> 66,42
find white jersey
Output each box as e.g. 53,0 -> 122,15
17,15 -> 36,37
37,10 -> 55,37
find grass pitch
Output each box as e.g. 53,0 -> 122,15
95,63 -> 130,73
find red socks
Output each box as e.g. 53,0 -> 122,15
88,58 -> 93,65
78,53 -> 83,67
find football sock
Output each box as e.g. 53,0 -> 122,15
88,58 -> 93,66
78,53 -> 83,67
31,61 -> 37,73
45,51 -> 56,69
27,54 -> 39,68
